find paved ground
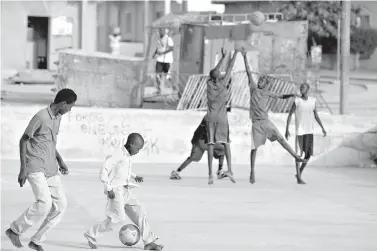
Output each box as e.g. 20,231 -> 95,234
1,159 -> 377,251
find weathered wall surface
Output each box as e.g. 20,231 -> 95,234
55,50 -> 143,108
2,106 -> 376,167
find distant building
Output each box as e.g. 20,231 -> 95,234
1,0 -> 188,72
212,0 -> 377,71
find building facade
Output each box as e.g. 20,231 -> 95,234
1,0 -> 187,72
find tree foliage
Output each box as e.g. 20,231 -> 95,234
279,1 -> 377,58
350,28 -> 377,59
279,1 -> 359,39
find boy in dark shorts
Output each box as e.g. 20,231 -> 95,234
285,83 -> 327,184
170,115 -> 227,180
241,48 -> 307,184
206,47 -> 239,185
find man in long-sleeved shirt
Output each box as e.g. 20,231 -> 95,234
84,133 -> 164,251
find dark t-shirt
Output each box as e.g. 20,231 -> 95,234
191,117 -> 208,144
249,86 -> 269,122
207,78 -> 228,123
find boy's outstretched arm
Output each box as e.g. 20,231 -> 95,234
313,105 -> 327,137
266,92 -> 298,99
241,48 -> 257,89
213,48 -> 227,71
285,102 -> 296,140
223,49 -> 239,84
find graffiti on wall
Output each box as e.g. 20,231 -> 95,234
69,112 -> 160,155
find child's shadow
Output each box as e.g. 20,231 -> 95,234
45,240 -> 144,249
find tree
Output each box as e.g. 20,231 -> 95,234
279,1 -> 361,53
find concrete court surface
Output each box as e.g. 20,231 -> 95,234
1,159 -> 377,251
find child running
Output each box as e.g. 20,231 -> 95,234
84,133 -> 163,250
206,47 -> 239,185
241,47 -> 307,184
285,83 -> 327,184
170,114 -> 227,180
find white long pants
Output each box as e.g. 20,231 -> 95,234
11,172 -> 67,245
85,187 -> 158,245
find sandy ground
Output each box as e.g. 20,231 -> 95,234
1,160 -> 377,251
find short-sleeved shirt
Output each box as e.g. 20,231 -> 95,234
156,35 -> 174,64
294,97 -> 316,135
24,105 -> 61,177
249,87 -> 269,122
207,78 -> 228,123
191,116 -> 208,144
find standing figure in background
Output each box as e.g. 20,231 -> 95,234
285,83 -> 327,184
153,28 -> 174,95
109,27 -> 122,56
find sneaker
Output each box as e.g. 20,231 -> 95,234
84,233 -> 98,249
144,241 -> 164,250
217,170 -> 227,179
170,170 -> 181,180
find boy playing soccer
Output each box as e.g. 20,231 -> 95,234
170,114 -> 227,180
206,47 -> 238,185
241,48 -> 307,184
84,133 -> 163,250
285,83 -> 327,184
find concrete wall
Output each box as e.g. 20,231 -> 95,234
2,106 -> 377,167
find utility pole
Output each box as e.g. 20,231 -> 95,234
144,0 -> 149,54
340,0 -> 351,114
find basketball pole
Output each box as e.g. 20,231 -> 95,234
340,0 -> 351,115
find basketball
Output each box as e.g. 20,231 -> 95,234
119,224 -> 141,246
250,11 -> 265,26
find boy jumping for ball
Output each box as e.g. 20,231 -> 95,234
206,47 -> 238,185
84,133 -> 163,250
170,114 -> 228,180
241,48 -> 307,184
285,83 -> 327,184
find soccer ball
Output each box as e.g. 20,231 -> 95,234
119,224 -> 141,246
250,11 -> 265,26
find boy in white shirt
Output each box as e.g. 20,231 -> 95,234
153,28 -> 174,94
84,133 -> 163,250
285,83 -> 327,184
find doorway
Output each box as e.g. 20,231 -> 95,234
27,16 -> 49,69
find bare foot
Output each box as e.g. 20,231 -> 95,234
28,241 -> 44,251
224,171 -> 236,183
295,175 -> 306,185
208,175 -> 214,185
295,156 -> 308,163
5,228 -> 23,248
249,175 -> 255,184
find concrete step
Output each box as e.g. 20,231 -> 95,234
11,69 -> 56,84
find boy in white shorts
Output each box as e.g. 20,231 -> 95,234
285,83 -> 327,184
84,133 -> 163,250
